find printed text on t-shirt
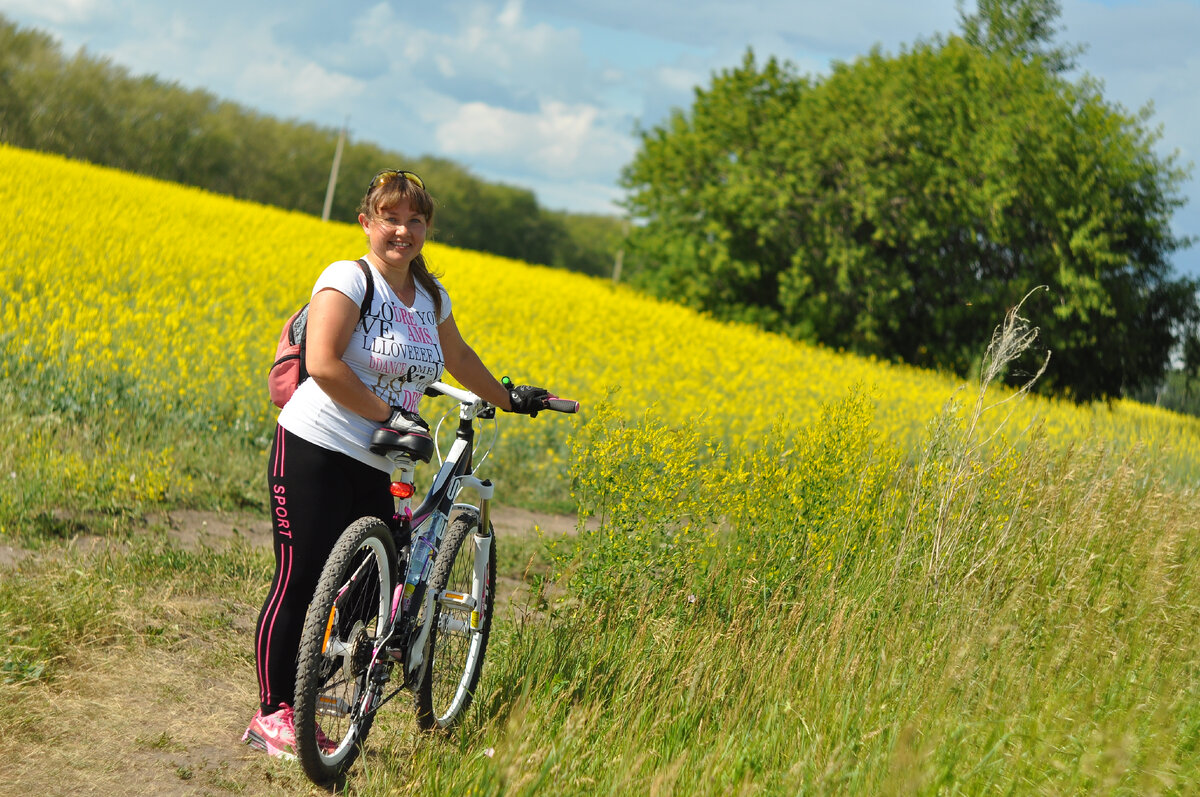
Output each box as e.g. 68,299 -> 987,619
358,302 -> 443,412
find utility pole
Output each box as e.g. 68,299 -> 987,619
322,118 -> 349,222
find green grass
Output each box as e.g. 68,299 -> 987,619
2,308 -> 1198,794
336,396 -> 1199,795
3,415 -> 1196,793
0,359 -> 576,548
0,531 -> 269,689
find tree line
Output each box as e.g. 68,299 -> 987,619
0,14 -> 623,278
620,0 -> 1199,405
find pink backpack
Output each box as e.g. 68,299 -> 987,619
268,259 -> 374,408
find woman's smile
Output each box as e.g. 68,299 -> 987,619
361,197 -> 427,271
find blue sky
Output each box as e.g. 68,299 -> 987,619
3,0 -> 1198,278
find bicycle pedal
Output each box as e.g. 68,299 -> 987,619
440,590 -> 473,606
316,694 -> 351,717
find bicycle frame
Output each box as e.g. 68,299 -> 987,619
377,382 -> 496,687
293,379 -> 576,783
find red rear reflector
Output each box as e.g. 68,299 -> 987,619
390,482 -> 415,499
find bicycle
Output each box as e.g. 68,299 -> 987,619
290,380 -> 578,785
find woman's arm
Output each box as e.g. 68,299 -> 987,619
438,312 -> 513,411
305,287 -> 392,422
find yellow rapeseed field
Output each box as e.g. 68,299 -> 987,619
2,143 -> 1199,492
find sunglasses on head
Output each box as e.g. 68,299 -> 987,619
368,169 -> 425,192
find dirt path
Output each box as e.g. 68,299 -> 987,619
2,505 -> 583,796
149,504 -> 577,553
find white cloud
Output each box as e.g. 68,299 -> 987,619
435,99 -> 635,180
434,54 -> 457,79
235,59 -> 365,114
654,64 -> 706,94
524,175 -> 626,215
496,0 -> 522,30
349,3 -> 397,51
436,102 -> 521,154
77,7 -> 364,121
348,1 -> 593,103
1,0 -> 105,25
523,0 -> 957,58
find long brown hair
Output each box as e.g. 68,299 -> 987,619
358,171 -> 444,321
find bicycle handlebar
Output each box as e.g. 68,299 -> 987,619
423,381 -> 579,414
545,397 -> 579,414
424,381 -> 476,404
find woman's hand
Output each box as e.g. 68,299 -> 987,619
503,382 -> 551,417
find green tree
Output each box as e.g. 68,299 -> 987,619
1131,367 -> 1200,417
0,21 -> 55,147
621,39 -> 1198,403
957,0 -> 1082,73
548,211 -> 626,278
620,54 -> 809,331
0,12 -> 618,275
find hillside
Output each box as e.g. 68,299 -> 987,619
3,145 -> 1200,794
3,143 -> 1197,517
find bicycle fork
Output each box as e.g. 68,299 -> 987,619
400,475 -> 495,681
438,476 -> 493,628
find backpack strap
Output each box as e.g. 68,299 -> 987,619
355,258 -> 375,322
295,259 -> 375,385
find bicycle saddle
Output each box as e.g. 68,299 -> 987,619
369,424 -> 435,462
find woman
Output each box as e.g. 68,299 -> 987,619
243,169 -> 550,758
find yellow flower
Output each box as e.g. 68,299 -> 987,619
2,141 -> 1198,509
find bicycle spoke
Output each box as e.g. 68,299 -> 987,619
415,510 -> 495,730
294,518 -> 396,784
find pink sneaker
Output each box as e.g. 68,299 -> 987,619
242,704 -> 297,760
315,723 -> 337,755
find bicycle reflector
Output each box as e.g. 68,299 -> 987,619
390,481 -> 415,499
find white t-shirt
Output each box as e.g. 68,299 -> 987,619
278,257 -> 451,472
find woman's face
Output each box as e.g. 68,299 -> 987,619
360,197 -> 427,271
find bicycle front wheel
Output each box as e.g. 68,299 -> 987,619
294,516 -> 396,785
414,508 -> 496,731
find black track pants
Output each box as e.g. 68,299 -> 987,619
253,425 -> 392,714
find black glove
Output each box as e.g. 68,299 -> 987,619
504,380 -> 550,418
382,406 -> 429,433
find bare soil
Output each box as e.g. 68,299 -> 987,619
2,505 -> 583,796
149,504 -> 578,554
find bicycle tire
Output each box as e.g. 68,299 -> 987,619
293,516 -> 396,785
414,508 -> 496,731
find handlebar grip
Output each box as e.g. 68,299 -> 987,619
546,398 -> 579,414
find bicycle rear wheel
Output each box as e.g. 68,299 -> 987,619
414,508 -> 496,731
294,517 -> 396,785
